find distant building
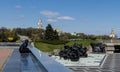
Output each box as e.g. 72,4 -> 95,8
71,32 -> 77,36
38,19 -> 42,29
110,28 -> 115,38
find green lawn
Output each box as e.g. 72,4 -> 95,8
34,39 -> 97,52
34,42 -> 64,52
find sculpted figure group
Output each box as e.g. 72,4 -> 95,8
59,43 -> 88,61
90,42 -> 106,53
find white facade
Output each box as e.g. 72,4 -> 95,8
38,19 -> 42,29
110,28 -> 115,38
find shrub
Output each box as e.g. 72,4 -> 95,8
38,40 -> 69,45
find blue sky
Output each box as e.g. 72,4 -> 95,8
0,0 -> 120,36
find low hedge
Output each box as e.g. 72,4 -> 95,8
38,40 -> 69,45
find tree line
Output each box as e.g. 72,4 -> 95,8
0,24 -> 111,42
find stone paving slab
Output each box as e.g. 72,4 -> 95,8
0,49 -> 13,71
52,54 -> 105,67
67,53 -> 120,72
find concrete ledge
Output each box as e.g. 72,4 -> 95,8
0,42 -> 21,49
0,42 -> 21,46
0,46 -> 20,49
29,45 -> 73,72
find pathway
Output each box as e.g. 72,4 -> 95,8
69,53 -> 120,72
0,49 -> 13,71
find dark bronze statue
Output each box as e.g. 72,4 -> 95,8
114,45 -> 120,53
90,42 -> 106,53
59,43 -> 88,61
19,39 -> 31,53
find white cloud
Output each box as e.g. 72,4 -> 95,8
47,19 -> 57,22
40,10 -> 76,22
40,11 -> 59,18
58,16 -> 75,21
15,5 -> 22,9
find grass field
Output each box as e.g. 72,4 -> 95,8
34,42 -> 64,52
34,39 -> 97,52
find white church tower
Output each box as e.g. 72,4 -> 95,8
110,28 -> 115,43
38,19 -> 42,29
110,28 -> 115,38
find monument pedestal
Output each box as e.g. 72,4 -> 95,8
105,43 -> 120,53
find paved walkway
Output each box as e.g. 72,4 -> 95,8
0,49 -> 13,71
68,53 -> 120,72
102,53 -> 120,72
52,54 -> 105,67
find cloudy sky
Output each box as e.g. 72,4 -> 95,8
0,0 -> 120,36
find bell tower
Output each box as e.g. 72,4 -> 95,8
110,28 -> 115,38
38,19 -> 42,29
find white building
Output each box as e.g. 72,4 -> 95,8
38,19 -> 42,29
110,28 -> 115,38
